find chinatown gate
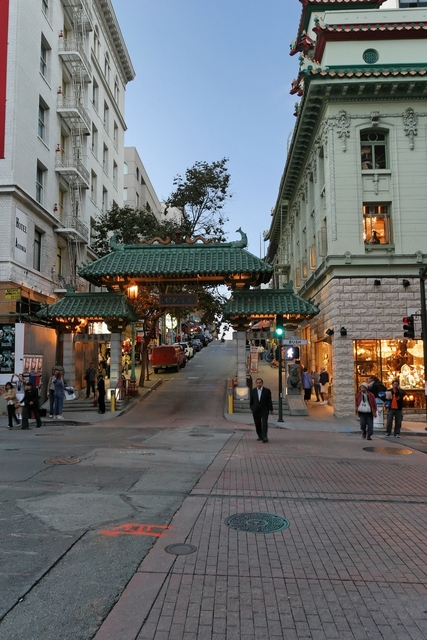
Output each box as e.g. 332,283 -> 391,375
38,230 -> 319,399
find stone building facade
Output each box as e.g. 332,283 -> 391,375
266,0 -> 427,417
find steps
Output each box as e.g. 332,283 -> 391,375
232,399 -> 290,415
61,397 -> 125,413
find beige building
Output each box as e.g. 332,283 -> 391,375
266,0 -> 427,417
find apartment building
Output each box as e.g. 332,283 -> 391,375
0,0 -> 134,382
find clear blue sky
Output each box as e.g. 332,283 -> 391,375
111,0 -> 302,258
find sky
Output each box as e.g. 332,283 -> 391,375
110,0 -> 303,259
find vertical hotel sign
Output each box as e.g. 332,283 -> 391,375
0,0 -> 10,158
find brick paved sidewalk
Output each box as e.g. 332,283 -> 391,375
94,427 -> 427,640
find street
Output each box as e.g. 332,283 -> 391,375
1,341 -> 427,639
0,341 -> 235,639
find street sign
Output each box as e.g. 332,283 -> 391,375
5,287 -> 21,300
159,294 -> 198,307
282,339 -> 308,345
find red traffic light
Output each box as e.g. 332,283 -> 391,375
402,315 -> 415,339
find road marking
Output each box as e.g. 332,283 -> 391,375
100,523 -> 170,537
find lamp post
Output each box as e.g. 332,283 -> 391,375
130,321 -> 136,382
419,266 -> 427,425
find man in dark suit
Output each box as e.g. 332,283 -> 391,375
249,377 -> 273,443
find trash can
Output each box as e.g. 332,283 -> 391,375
373,398 -> 384,430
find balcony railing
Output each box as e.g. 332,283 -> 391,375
58,36 -> 92,80
57,94 -> 91,133
55,154 -> 90,188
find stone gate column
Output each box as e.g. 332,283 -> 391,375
63,333 -> 76,388
235,328 -> 249,400
109,332 -> 122,391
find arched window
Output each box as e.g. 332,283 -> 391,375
360,131 -> 387,170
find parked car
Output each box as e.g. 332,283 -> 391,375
191,333 -> 208,347
191,339 -> 202,352
151,345 -> 186,373
174,343 -> 193,361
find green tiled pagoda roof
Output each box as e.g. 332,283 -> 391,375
37,292 -> 138,321
224,283 -> 319,319
78,231 -> 273,288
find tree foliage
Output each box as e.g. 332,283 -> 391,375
91,204 -> 182,257
165,157 -> 232,241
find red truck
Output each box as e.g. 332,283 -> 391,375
151,345 -> 186,373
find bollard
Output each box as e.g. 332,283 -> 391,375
110,392 -> 116,412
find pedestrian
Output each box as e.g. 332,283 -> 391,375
4,382 -> 21,429
301,367 -> 313,404
21,381 -> 41,429
355,381 -> 377,440
53,370 -> 66,420
85,362 -> 96,398
257,344 -> 264,361
106,354 -> 111,378
97,375 -> 106,414
319,367 -> 329,405
11,373 -> 25,420
311,365 -> 321,401
367,375 -> 386,398
385,379 -> 405,438
47,368 -> 59,418
249,377 -> 273,443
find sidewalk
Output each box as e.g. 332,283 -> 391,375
93,416 -> 427,639
0,378 -> 161,429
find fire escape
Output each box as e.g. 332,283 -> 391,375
55,0 -> 93,291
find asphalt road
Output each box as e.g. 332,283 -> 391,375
0,340 -> 236,640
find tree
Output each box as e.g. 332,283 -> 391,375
165,158 -> 232,241
91,204 -> 182,257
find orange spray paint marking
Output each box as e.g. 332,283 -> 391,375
100,523 -> 170,538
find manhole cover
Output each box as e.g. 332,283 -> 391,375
165,544 -> 197,555
363,447 -> 412,455
224,512 -> 290,534
44,457 -> 80,465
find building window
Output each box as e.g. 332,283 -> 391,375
38,100 -> 47,140
102,188 -> 108,213
91,123 -> 98,157
34,230 -> 42,271
399,1 -> 427,7
124,162 -> 128,175
40,39 -> 47,76
103,101 -> 109,131
102,144 -> 108,174
136,192 -> 140,207
93,25 -> 100,60
56,246 -> 62,276
92,80 -> 99,111
58,187 -> 65,221
363,204 -> 391,245
36,164 -> 45,204
113,121 -> 118,149
123,187 -> 128,201
114,77 -> 119,103
42,0 -> 49,17
136,167 -> 139,181
361,131 -> 387,170
104,52 -> 110,83
113,161 -> 117,189
91,170 -> 97,203
362,49 -> 379,64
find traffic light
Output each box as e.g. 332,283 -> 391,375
285,346 -> 300,361
275,314 -> 284,338
403,315 -> 415,339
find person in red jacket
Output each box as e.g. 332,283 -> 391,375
385,379 -> 405,438
355,381 -> 377,440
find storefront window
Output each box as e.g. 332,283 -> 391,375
354,339 -> 425,409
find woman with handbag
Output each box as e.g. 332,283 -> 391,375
11,373 -> 25,421
4,382 -> 21,429
355,381 -> 377,440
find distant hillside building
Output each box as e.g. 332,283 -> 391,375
266,0 -> 427,417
